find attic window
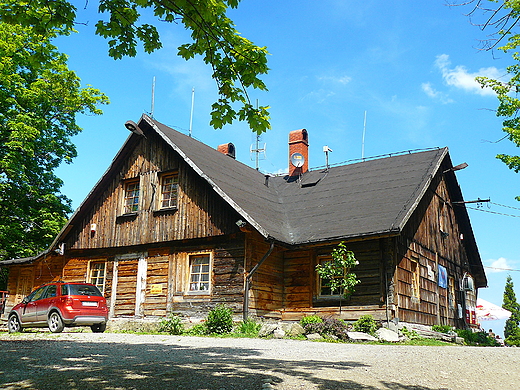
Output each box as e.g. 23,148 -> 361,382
124,180 -> 140,214
160,173 -> 178,209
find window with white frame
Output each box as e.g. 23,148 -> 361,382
124,180 -> 140,214
189,254 -> 211,292
160,173 -> 178,209
89,262 -> 106,293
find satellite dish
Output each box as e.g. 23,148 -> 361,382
290,152 -> 305,168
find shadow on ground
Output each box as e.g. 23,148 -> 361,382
0,335 -> 449,390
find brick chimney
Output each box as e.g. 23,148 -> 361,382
288,129 -> 308,177
217,143 -> 236,159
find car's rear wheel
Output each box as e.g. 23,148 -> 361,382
48,312 -> 64,333
90,323 -> 107,333
8,314 -> 22,333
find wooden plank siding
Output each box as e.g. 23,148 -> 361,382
395,174 -> 472,327
63,131 -> 240,251
247,233 -> 284,314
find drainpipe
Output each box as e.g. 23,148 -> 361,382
243,240 -> 275,322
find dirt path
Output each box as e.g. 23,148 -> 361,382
1,332 -> 519,389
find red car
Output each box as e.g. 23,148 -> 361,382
7,282 -> 108,333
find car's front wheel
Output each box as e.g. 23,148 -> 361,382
8,314 -> 22,333
48,312 -> 64,333
90,323 -> 107,333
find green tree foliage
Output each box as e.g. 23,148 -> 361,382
459,1 -> 520,199
315,242 -> 360,298
0,0 -> 270,134
0,23 -> 108,265
502,275 -> 520,341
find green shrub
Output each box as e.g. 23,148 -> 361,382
185,323 -> 207,336
352,315 -> 379,335
205,304 -> 234,334
455,329 -> 499,346
300,315 -> 323,328
159,314 -> 184,335
432,324 -> 452,334
400,326 -> 419,339
505,327 -> 520,346
304,318 -> 350,341
235,319 -> 261,336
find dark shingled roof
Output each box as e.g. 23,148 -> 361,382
2,115 -> 485,288
146,116 -> 445,245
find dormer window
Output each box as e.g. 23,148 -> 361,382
124,180 -> 140,214
160,173 -> 178,209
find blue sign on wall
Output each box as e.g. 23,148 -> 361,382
438,264 -> 447,289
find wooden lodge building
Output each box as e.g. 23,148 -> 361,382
0,114 -> 487,328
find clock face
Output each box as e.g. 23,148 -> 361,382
290,152 -> 305,167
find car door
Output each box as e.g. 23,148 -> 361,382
36,284 -> 58,322
20,286 -> 47,324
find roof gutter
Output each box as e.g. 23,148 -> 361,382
243,240 -> 275,322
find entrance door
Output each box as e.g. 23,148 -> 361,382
109,252 -> 147,318
113,259 -> 139,317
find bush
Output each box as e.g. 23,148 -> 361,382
185,323 -> 207,336
432,324 -> 452,334
352,315 -> 379,335
300,315 -> 323,328
304,318 -> 350,341
455,329 -> 499,346
400,326 -> 419,339
505,327 -> 520,346
205,304 -> 234,334
159,314 -> 184,335
235,319 -> 261,336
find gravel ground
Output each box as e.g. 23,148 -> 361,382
1,331 -> 519,390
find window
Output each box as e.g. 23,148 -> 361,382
448,277 -> 456,309
317,256 -> 341,297
160,173 -> 178,209
89,262 -> 106,293
42,285 -> 57,299
124,180 -> 140,214
410,258 -> 420,301
27,286 -> 47,302
189,254 -> 211,292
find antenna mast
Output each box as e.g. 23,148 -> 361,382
250,99 -> 266,170
151,76 -> 156,118
362,111 -> 367,160
189,87 -> 195,137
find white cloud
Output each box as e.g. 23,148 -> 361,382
434,54 -> 503,96
486,257 -> 515,273
318,75 -> 352,85
421,82 -> 454,104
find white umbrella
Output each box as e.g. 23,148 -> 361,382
476,298 -> 512,321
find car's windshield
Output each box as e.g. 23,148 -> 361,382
64,284 -> 103,297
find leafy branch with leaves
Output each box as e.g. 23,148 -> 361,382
0,0 -> 271,134
456,0 -> 520,198
316,242 -> 360,309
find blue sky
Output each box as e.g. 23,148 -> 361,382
54,1 -> 519,335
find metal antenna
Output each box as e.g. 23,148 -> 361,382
151,76 -> 156,118
362,111 -> 367,160
189,87 -> 195,137
250,99 -> 266,170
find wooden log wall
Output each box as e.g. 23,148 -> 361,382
2,235 -> 246,321
65,131 -> 240,251
247,233 -> 284,314
263,240 -> 386,313
396,173 -> 471,327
